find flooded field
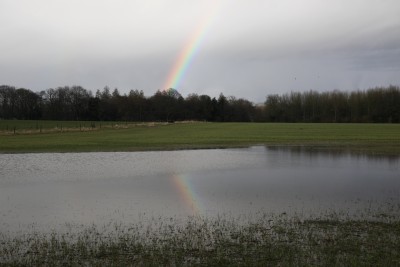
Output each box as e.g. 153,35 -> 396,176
1,146 -> 399,234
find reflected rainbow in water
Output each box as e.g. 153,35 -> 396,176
171,173 -> 202,215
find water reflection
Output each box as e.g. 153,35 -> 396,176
0,146 -> 399,234
267,145 -> 400,164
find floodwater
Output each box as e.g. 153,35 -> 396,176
1,146 -> 399,233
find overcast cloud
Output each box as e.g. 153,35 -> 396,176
1,0 -> 399,101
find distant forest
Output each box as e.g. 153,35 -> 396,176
0,85 -> 399,123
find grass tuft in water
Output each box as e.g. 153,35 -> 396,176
1,214 -> 400,266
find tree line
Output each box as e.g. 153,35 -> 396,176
0,84 -> 399,123
0,85 -> 258,122
264,86 -> 400,123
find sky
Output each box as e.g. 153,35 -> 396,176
1,0 -> 399,102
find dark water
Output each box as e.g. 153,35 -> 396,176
1,146 -> 399,233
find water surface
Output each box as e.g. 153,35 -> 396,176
1,146 -> 399,233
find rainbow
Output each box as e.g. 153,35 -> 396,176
166,3 -> 223,214
163,1 -> 222,91
172,173 -> 201,215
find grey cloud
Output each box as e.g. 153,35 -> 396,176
1,0 -> 400,101
348,48 -> 400,71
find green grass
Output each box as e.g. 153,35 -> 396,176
1,121 -> 400,154
1,214 -> 400,266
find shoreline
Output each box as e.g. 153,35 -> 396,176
1,144 -> 400,157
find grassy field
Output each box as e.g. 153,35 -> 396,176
0,119 -> 129,131
1,214 -> 400,266
1,120 -> 400,154
1,122 -> 400,265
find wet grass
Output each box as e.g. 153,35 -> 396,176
1,214 -> 400,266
1,121 -> 400,155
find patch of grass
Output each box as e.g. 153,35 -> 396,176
1,214 -> 399,266
0,121 -> 400,154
